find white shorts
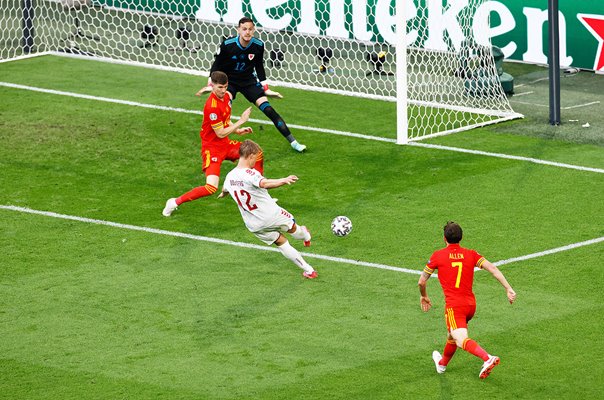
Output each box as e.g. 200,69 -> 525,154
251,208 -> 295,245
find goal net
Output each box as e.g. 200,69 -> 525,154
0,0 -> 522,142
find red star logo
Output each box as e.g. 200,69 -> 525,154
578,14 -> 604,71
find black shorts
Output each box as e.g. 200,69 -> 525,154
228,81 -> 265,104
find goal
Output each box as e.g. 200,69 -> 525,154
0,0 -> 522,142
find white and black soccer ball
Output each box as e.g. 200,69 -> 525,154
331,216 -> 352,237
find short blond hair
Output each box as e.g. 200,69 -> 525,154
239,139 -> 262,158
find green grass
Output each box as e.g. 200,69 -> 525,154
1,55 -> 603,399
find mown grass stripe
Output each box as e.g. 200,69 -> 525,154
3,205 -> 602,275
2,81 -> 602,173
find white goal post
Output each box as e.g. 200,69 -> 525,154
0,0 -> 522,142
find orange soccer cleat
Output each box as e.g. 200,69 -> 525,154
303,271 -> 318,279
479,355 -> 500,379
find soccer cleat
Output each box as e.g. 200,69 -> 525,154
303,226 -> 311,247
291,140 -> 307,152
479,355 -> 500,379
303,271 -> 318,279
432,351 -> 446,374
162,198 -> 178,217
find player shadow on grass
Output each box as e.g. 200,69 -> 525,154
438,374 -> 453,400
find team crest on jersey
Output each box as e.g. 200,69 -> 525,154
209,113 -> 218,121
248,54 -> 255,60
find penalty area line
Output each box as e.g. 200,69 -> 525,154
494,236 -> 604,266
1,81 -> 600,172
409,142 -> 604,174
2,205 -> 602,275
0,82 -> 392,144
0,205 -> 418,275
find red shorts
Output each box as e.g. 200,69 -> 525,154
444,305 -> 476,331
201,140 -> 240,176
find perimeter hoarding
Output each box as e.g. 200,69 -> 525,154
488,0 -> 604,72
95,0 -> 604,71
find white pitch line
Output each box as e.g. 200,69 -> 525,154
510,98 -> 599,110
0,81 -> 204,115
1,81 -> 600,172
0,82 -> 393,143
494,236 -> 604,266
0,205 -> 419,275
514,77 -> 549,88
2,205 -> 603,276
409,142 -> 604,174
563,101 -> 600,110
529,77 -> 550,85
512,91 -> 534,97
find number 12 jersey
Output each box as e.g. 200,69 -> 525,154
223,167 -> 284,233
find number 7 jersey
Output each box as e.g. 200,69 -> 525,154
223,167 -> 283,232
423,243 -> 486,308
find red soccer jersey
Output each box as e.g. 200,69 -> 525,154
423,243 -> 486,308
200,91 -> 232,147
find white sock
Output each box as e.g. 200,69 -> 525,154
290,225 -> 310,241
277,241 -> 313,273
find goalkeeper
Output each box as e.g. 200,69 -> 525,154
196,17 -> 307,153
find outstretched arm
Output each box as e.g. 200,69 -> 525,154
217,186 -> 228,199
213,107 -> 252,138
481,260 -> 517,304
259,175 -> 298,189
418,271 -> 432,312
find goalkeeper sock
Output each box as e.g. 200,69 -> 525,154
441,339 -> 458,366
259,101 -> 295,143
176,184 -> 217,205
462,338 -> 489,361
277,240 -> 313,273
253,150 -> 264,175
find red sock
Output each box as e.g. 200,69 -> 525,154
440,339 -> 458,366
462,338 -> 489,361
176,184 -> 217,205
254,151 -> 264,175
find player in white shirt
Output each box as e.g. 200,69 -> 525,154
220,140 -> 317,279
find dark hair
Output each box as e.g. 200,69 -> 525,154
443,221 -> 463,244
238,17 -> 254,26
239,139 -> 262,158
210,71 -> 228,85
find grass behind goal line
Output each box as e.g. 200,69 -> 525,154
0,56 -> 603,399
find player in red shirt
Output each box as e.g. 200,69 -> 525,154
418,221 -> 516,379
162,71 -> 263,217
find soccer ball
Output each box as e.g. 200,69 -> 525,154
331,216 -> 352,237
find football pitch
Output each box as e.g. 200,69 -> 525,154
1,55 -> 603,399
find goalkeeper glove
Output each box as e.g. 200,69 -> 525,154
196,85 -> 212,96
261,81 -> 283,99
195,78 -> 213,96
